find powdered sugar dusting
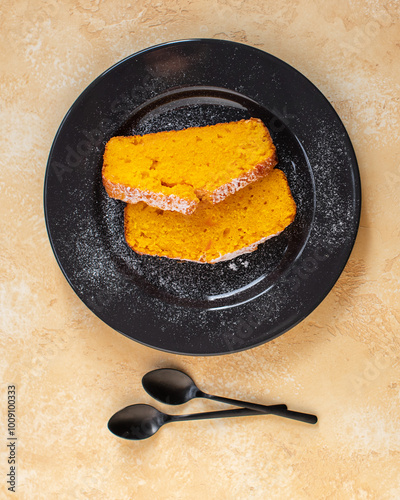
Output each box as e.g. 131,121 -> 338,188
94,101 -> 311,308
46,72 -> 360,354
210,154 -> 276,204
103,178 -> 197,214
209,232 -> 283,263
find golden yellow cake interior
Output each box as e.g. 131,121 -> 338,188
102,118 -> 277,213
124,168 -> 296,263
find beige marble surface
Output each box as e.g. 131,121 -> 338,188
1,0 -> 400,498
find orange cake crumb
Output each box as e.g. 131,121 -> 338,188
124,168 -> 296,264
102,118 -> 277,215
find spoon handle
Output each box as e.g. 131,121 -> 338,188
204,394 -> 317,425
170,405 -> 288,423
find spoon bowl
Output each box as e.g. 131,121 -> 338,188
108,404 -> 167,440
142,368 -> 200,405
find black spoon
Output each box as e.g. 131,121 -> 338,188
108,403 -> 289,440
142,368 -> 317,425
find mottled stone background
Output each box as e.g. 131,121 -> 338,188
1,0 -> 399,498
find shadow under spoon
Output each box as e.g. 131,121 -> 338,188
142,368 -> 317,425
108,403 -> 289,440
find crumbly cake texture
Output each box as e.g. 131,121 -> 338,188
102,118 -> 277,215
124,168 -> 296,264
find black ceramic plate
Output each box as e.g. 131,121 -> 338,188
44,39 -> 361,355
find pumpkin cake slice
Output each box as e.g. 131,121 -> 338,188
124,168 -> 296,264
102,118 -> 277,215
